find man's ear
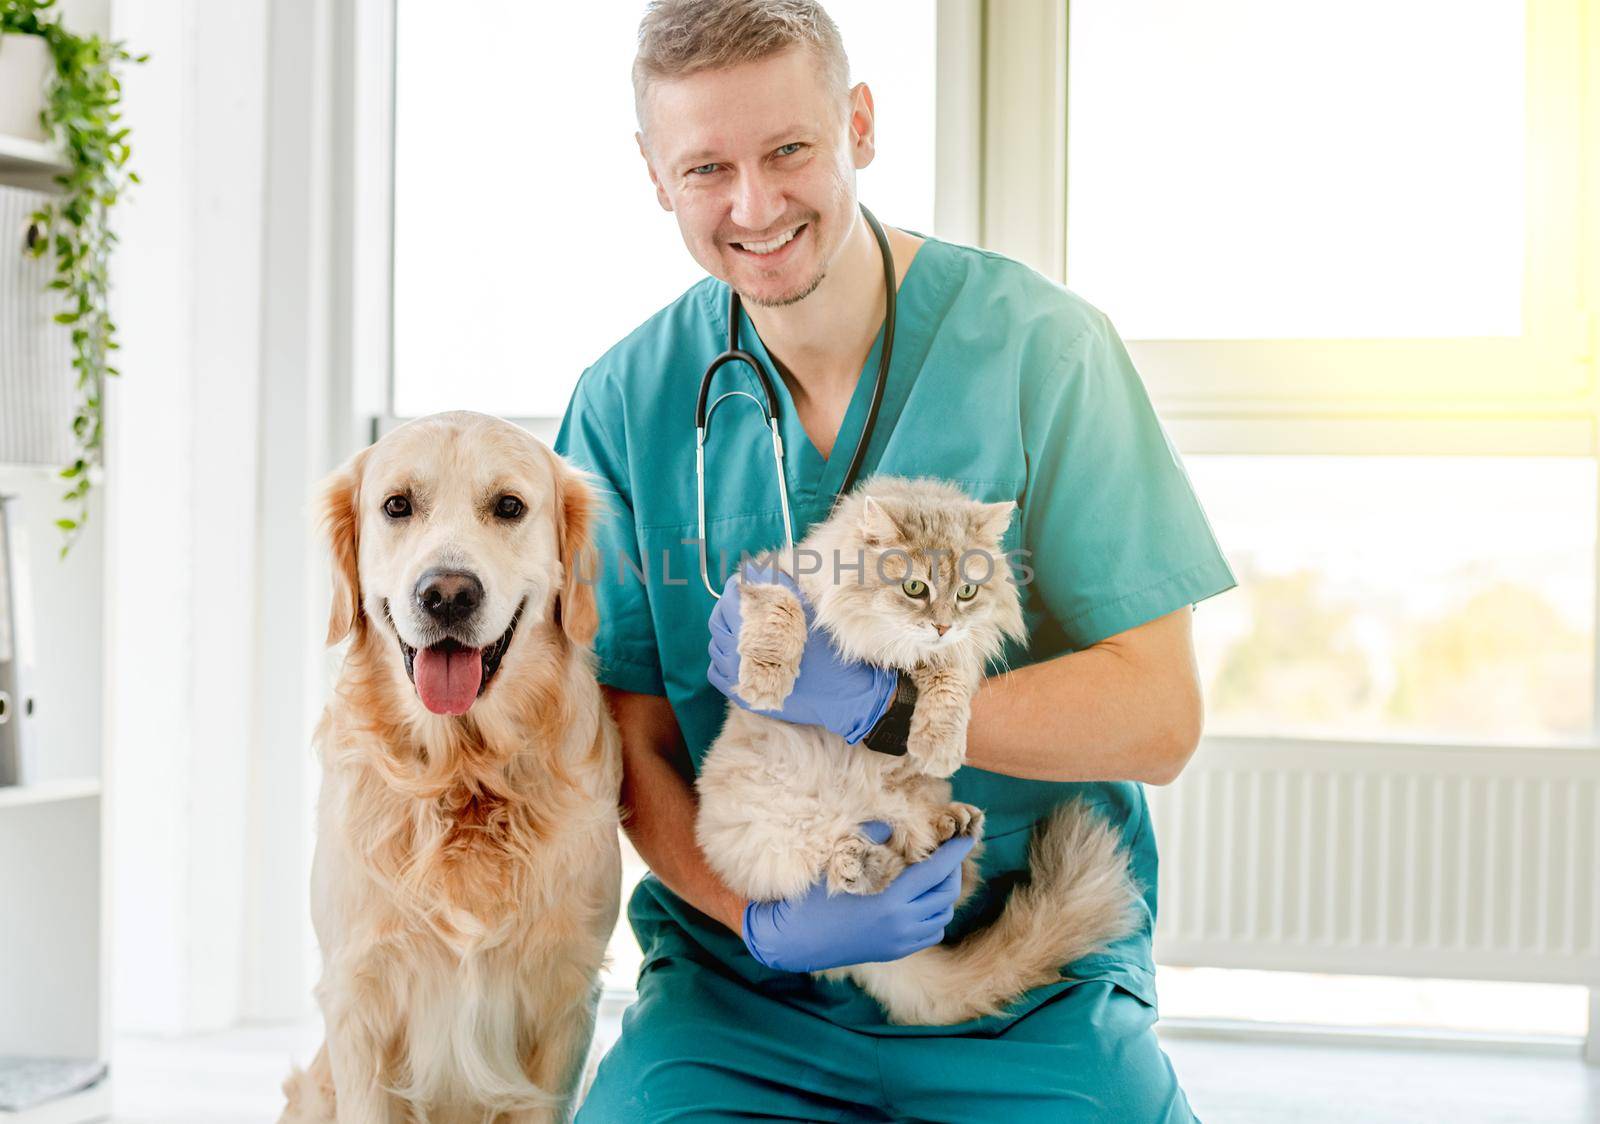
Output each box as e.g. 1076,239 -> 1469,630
847,82 -> 876,170
314,447 -> 370,646
551,452 -> 600,649
637,131 -> 674,212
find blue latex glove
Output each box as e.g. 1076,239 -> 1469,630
741,825 -> 977,972
706,565 -> 897,744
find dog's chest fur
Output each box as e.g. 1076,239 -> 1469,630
341,759 -> 565,946
428,784 -> 523,906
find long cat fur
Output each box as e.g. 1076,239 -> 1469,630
695,475 -> 1140,1025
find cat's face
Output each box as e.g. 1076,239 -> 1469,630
808,482 -> 1027,671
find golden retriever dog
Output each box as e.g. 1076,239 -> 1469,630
278,411 -> 621,1124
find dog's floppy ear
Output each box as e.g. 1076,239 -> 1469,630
551,453 -> 599,649
315,447 -> 370,646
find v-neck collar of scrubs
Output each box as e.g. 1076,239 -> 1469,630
704,233 -> 953,529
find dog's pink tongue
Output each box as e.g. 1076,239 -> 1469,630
413,645 -> 482,715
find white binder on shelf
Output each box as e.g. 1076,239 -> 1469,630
0,492 -> 37,786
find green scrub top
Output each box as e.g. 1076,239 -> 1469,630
553,232 -> 1236,1037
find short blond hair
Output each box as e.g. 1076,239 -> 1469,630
633,0 -> 851,131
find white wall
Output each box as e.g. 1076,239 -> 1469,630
106,0 -> 357,1034
107,0 -> 266,1035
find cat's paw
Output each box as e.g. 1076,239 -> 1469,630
905,728 -> 965,779
825,833 -> 901,895
934,802 -> 985,843
733,580 -> 807,710
735,662 -> 798,712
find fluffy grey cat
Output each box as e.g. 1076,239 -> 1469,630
695,475 -> 1140,1025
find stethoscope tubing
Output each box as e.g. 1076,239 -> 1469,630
695,204 -> 897,598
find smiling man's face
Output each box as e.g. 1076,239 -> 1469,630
638,46 -> 874,307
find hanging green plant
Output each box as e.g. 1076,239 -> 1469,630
1,0 -> 144,558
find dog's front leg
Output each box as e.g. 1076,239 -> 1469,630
316,944 -> 407,1124
323,1019 -> 403,1124
501,988 -> 602,1124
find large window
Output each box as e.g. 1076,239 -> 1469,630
392,1 -> 936,421
1056,0 -> 1599,1036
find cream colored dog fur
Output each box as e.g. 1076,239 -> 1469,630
277,412 -> 621,1124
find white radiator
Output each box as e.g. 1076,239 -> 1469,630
0,184 -> 74,466
1149,736 -> 1600,986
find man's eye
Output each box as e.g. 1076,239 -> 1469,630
689,163 -> 720,175
495,494 -> 525,520
775,142 -> 803,157
383,495 -> 412,519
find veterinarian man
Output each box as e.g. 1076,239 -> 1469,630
555,2 -> 1235,1118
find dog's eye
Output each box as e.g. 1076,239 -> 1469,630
495,495 -> 525,520
384,495 -> 412,519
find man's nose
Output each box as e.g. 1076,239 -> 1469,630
415,568 -> 483,626
729,168 -> 785,235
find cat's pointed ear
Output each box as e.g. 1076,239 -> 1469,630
975,500 -> 1017,544
860,495 -> 903,545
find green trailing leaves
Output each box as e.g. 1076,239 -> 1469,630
2,0 -> 144,557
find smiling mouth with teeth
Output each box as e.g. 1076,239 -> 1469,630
732,223 -> 806,255
385,599 -> 525,716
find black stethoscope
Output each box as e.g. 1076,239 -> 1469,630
694,204 -> 898,597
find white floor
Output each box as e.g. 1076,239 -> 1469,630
103,1008 -> 1600,1123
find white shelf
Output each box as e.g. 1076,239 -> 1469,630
0,779 -> 100,811
0,134 -> 67,174
0,133 -> 68,193
0,1079 -> 110,1124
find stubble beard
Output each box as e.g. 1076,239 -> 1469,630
739,263 -> 829,309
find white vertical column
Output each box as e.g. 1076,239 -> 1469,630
184,0 -> 271,1034
107,0 -> 347,1033
933,0 -> 983,247
980,0 -> 1068,278
105,0 -> 200,1038
106,0 -> 270,1033
240,0 -> 340,1023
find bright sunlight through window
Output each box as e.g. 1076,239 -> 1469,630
1067,0 -> 1525,340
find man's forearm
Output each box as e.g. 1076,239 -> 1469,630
605,687 -> 748,935
964,607 -> 1204,785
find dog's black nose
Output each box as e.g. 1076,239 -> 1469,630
414,569 -> 483,626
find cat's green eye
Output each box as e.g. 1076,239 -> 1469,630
956,583 -> 979,601
902,578 -> 928,598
